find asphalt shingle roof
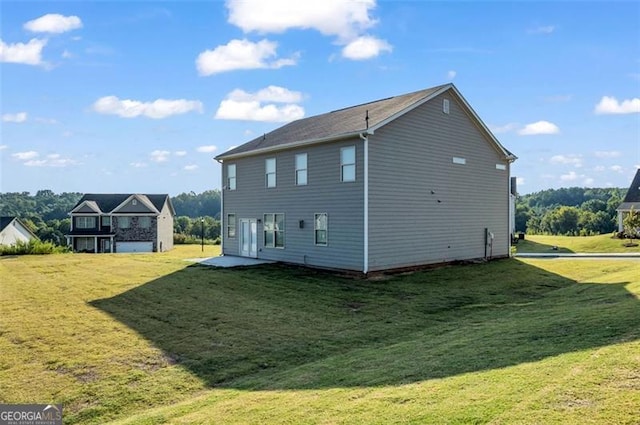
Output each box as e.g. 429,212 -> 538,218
622,169 -> 640,203
217,84 -> 449,159
71,194 -> 170,213
0,216 -> 16,233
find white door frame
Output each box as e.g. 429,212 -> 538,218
239,218 -> 258,258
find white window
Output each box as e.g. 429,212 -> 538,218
227,164 -> 236,190
76,216 -> 96,229
452,157 -> 466,165
264,213 -> 285,248
443,99 -> 450,114
138,216 -> 151,228
341,146 -> 356,182
118,216 -> 131,229
295,153 -> 308,186
76,237 -> 94,251
496,163 -> 507,170
266,158 -> 276,188
101,216 -> 110,227
227,214 -> 236,238
314,213 -> 328,246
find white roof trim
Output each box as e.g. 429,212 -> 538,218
216,131 -> 363,161
111,194 -> 160,214
70,200 -> 102,214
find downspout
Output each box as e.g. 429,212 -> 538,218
360,132 -> 369,274
215,158 -> 224,256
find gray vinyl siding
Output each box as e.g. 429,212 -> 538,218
75,204 -> 98,213
116,198 -> 155,213
222,138 -> 364,271
368,92 -> 510,271
157,202 -> 174,252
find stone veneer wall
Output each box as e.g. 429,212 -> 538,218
113,216 -> 158,251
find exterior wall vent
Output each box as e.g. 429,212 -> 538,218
452,157 -> 466,165
443,99 -> 450,114
496,164 -> 507,170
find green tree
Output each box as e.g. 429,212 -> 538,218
623,206 -> 640,241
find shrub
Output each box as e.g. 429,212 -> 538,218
0,239 -> 71,256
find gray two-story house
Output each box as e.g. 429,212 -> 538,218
215,83 -> 516,273
66,193 -> 175,253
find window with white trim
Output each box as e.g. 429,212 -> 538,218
76,237 -> 94,251
264,213 -> 284,248
227,164 -> 236,190
341,146 -> 356,182
138,216 -> 151,228
101,216 -> 110,227
443,99 -> 450,114
76,216 -> 96,229
118,216 -> 131,229
295,153 -> 307,186
266,158 -> 276,188
314,213 -> 328,246
227,214 -> 236,238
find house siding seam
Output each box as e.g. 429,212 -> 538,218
367,91 -> 510,271
222,138 -> 365,271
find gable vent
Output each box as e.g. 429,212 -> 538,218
443,99 -> 450,114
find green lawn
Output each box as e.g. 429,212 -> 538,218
1,246 -> 639,424
516,233 -> 640,254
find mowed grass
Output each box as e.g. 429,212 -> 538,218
516,233 -> 640,254
0,247 -> 639,424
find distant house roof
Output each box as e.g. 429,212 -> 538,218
70,194 -> 174,215
216,83 -> 515,161
618,169 -> 640,211
0,216 -> 38,238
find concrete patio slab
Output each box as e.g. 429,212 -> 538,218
186,255 -> 274,268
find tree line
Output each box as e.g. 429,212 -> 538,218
0,190 -> 222,245
516,187 -> 627,236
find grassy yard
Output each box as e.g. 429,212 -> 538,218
515,233 -> 640,254
1,246 -> 639,424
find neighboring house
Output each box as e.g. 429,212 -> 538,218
617,169 -> 640,232
66,194 -> 175,253
215,83 -> 517,273
0,216 -> 38,246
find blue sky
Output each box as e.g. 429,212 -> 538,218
1,0 -> 639,196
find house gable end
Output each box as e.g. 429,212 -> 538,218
71,200 -> 102,214
112,195 -> 159,214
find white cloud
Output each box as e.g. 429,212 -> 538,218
516,177 -> 525,186
196,145 -> 218,153
518,120 -> 560,135
446,70 -> 457,80
215,86 -> 305,123
150,150 -> 170,162
550,154 -> 583,167
341,35 -> 392,60
226,0 -> 377,40
560,171 -> 592,185
24,153 -> 77,167
196,39 -> 297,76
528,25 -> 556,35
184,164 -> 198,171
594,150 -> 621,158
228,85 -> 303,103
0,38 -> 47,66
174,150 -> 187,156
93,96 -> 203,119
35,117 -> 58,124
24,14 -> 82,33
0,145 -> 8,150
594,96 -> 640,115
2,112 -> 27,123
594,165 -> 605,172
62,49 -> 73,59
489,123 -> 518,134
130,162 -> 148,168
610,165 -> 624,173
12,151 -> 39,160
